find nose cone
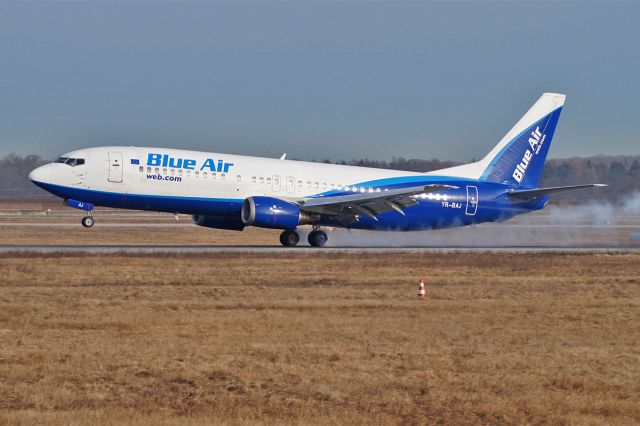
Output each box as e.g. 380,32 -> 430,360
29,164 -> 52,185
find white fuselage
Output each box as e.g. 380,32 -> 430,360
44,146 -> 429,202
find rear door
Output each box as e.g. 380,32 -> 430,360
108,152 -> 123,183
465,185 -> 478,216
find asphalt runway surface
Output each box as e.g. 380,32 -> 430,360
2,210 -> 639,252
2,222 -> 640,229
1,245 -> 639,254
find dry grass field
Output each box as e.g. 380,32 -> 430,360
0,252 -> 638,425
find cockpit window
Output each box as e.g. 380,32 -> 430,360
55,157 -> 85,166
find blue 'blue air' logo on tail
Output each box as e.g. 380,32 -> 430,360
481,107 -> 562,188
512,126 -> 545,183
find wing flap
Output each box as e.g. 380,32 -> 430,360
301,184 -> 457,218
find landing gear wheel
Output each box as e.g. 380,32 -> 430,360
308,230 -> 328,247
279,230 -> 300,247
81,216 -> 95,228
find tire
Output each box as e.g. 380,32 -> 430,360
81,216 -> 95,228
280,230 -> 300,247
308,230 -> 328,247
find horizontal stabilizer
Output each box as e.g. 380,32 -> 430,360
508,184 -> 607,200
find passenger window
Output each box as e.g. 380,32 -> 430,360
171,169 -> 175,176
155,168 -> 160,174
306,181 -> 311,188
195,171 -> 200,178
186,170 -> 191,176
221,174 -> 226,180
147,167 -> 151,173
237,175 -> 242,182
266,177 -> 271,184
139,166 -> 143,173
178,169 -> 183,176
163,168 -> 167,174
203,171 -> 208,178
212,172 -> 216,179
259,177 -> 265,184
252,176 -> 257,183
314,182 -> 319,189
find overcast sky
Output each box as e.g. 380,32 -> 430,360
1,1 -> 639,162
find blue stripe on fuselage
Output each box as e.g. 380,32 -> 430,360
31,181 -> 243,216
31,177 -> 547,231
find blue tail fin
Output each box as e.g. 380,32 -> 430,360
479,93 -> 565,188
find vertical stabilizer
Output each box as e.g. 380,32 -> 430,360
431,93 -> 565,188
479,93 -> 565,188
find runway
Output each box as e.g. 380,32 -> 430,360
2,211 -> 638,251
1,245 -> 639,254
1,222 -> 639,229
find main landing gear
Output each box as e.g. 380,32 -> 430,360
308,229 -> 328,247
81,214 -> 95,228
279,229 -> 300,247
278,228 -> 329,247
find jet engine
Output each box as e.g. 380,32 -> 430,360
241,196 -> 316,229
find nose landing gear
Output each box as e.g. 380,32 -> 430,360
81,214 -> 95,228
63,199 -> 95,228
81,215 -> 95,228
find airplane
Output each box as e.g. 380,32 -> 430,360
29,93 -> 605,247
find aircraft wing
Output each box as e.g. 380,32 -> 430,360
507,184 -> 607,200
301,184 -> 458,223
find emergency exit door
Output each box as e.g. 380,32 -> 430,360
286,176 -> 295,193
272,175 -> 281,192
108,152 -> 123,183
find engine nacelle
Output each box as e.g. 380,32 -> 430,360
192,214 -> 245,231
242,196 -> 314,230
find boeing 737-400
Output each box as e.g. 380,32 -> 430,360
29,93 -> 605,246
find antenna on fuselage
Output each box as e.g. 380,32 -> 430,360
279,153 -> 287,160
